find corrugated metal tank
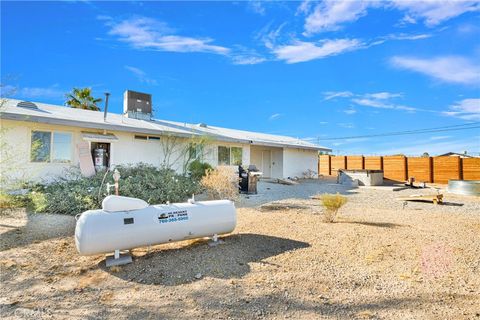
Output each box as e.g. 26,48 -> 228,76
75,197 -> 236,256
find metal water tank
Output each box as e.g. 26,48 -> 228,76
75,196 -> 237,256
93,148 -> 107,171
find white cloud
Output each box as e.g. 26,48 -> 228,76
255,22 -> 287,50
443,98 -> 480,120
319,121 -> 328,125
352,98 -> 392,109
343,108 -> 357,115
390,0 -> 480,27
247,1 -> 266,15
230,46 -> 267,65
352,98 -> 422,113
322,90 -> 424,113
323,91 -> 354,100
125,65 -> 157,85
384,33 -> 432,41
391,55 -> 480,85
105,16 -> 230,55
301,1 -> 479,35
231,55 -> 267,65
296,0 -> 313,16
364,92 -> 403,100
304,0 -> 369,34
430,136 -> 451,140
273,38 -> 363,63
11,86 -> 65,99
269,113 -> 282,120
338,122 -> 355,129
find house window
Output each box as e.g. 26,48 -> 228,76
52,132 -> 72,163
231,147 -> 243,165
135,135 -> 160,141
31,131 -> 51,162
31,131 -> 72,163
218,146 -> 230,165
189,143 -> 204,160
217,146 -> 243,165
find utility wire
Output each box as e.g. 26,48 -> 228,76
319,122 -> 480,141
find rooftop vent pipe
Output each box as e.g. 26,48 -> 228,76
103,92 -> 110,122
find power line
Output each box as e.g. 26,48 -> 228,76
319,122 -> 480,141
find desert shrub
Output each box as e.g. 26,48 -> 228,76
0,192 -> 28,212
320,193 -> 347,223
201,166 -> 239,201
30,163 -> 202,215
188,160 -> 213,181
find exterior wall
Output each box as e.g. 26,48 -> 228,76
0,119 -> 254,183
1,119 -> 82,183
283,148 -> 318,179
250,145 -> 283,178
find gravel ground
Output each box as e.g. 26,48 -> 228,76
1,180 -> 479,319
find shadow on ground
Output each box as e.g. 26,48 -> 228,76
103,233 -> 310,286
0,211 -> 75,251
337,220 -> 407,228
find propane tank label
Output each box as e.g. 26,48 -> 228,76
158,210 -> 189,224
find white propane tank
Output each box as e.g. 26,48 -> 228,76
75,196 -> 236,256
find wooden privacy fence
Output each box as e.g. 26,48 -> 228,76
318,155 -> 480,184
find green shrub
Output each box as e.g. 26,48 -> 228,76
0,191 -> 32,214
320,193 -> 348,223
188,160 -> 213,181
30,163 -> 202,215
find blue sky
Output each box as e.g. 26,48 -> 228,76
2,0 -> 479,155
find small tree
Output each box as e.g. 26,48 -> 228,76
65,87 -> 102,111
320,193 -> 347,223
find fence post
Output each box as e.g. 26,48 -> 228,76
429,157 -> 433,183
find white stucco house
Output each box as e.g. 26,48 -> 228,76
0,94 -> 330,183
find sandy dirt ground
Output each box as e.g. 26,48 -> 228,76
1,181 -> 479,319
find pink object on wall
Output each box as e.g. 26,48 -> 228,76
77,141 -> 95,177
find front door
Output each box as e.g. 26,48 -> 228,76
262,150 -> 271,178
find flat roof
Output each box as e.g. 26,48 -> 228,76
0,99 -> 331,151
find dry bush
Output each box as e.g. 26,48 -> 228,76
320,193 -> 347,223
201,166 -> 239,201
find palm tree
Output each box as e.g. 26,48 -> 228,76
65,87 -> 102,111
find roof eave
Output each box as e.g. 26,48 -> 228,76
1,111 -> 332,151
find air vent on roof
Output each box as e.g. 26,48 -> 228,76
17,101 -> 38,109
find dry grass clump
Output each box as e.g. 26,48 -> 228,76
320,193 -> 347,223
201,166 -> 239,201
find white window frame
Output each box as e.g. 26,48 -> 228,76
217,146 -> 243,166
30,129 -> 73,164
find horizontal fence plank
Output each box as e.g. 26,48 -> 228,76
331,156 -> 346,176
319,155 -> 331,176
433,157 -> 461,184
318,154 -> 477,184
462,158 -> 480,180
383,156 -> 407,182
364,156 -> 383,170
346,156 -> 364,170
407,157 -> 433,183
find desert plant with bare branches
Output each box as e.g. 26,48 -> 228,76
201,166 -> 239,201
